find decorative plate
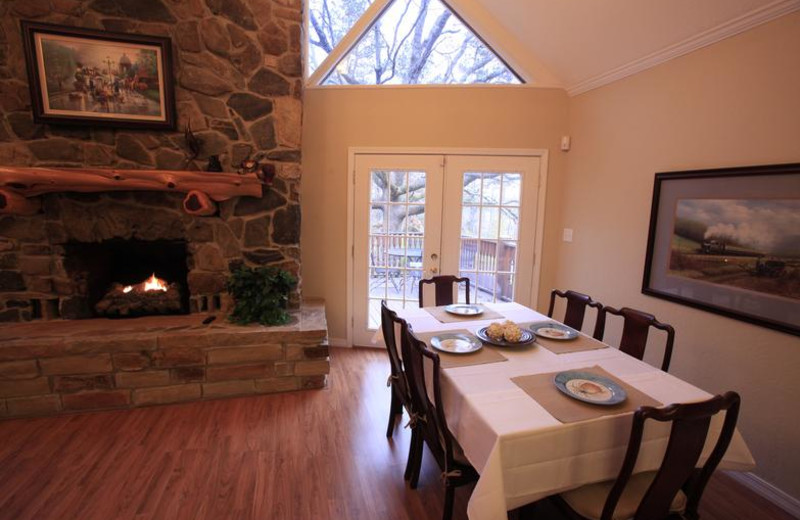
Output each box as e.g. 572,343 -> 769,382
530,322 -> 579,340
444,304 -> 484,316
476,326 -> 535,347
553,371 -> 627,406
430,333 -> 483,355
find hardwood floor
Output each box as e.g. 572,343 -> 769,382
0,347 -> 793,520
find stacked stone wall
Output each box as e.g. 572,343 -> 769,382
0,0 -> 304,321
0,301 -> 329,419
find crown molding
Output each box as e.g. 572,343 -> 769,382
567,0 -> 800,97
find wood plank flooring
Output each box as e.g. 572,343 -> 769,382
0,347 -> 793,520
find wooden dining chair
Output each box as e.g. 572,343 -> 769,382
402,326 -> 479,520
418,275 -> 471,307
547,289 -> 603,331
381,301 -> 411,437
549,392 -> 741,520
593,306 -> 675,372
380,301 -> 422,482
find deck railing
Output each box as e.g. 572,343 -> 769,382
369,234 -> 516,301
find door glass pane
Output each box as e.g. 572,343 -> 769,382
409,172 -> 427,203
459,171 -> 522,303
367,169 -> 427,328
502,174 -> 521,205
480,207 -> 499,239
500,208 -> 519,240
463,173 -> 482,203
371,172 -> 388,202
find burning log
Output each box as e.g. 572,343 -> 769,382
95,274 -> 183,318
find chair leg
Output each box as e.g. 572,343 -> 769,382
404,429 -> 421,481
408,431 -> 424,489
443,484 -> 455,520
386,390 -> 400,438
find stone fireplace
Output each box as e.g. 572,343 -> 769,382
0,187 -> 302,322
0,0 -> 330,420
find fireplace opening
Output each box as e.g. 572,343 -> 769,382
62,239 -> 190,319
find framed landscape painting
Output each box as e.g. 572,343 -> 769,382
642,163 -> 800,336
22,22 -> 176,130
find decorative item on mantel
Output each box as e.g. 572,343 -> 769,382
0,166 -> 261,217
259,163 -> 277,186
206,155 -> 224,172
239,159 -> 259,175
184,121 -> 201,161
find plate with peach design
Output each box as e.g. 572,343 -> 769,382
553,371 -> 627,405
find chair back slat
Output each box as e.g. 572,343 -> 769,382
600,392 -> 740,520
596,306 -> 676,372
547,289 -> 603,331
401,326 -> 455,471
619,309 -> 654,362
636,416 -> 711,518
381,301 -> 409,404
418,275 -> 470,307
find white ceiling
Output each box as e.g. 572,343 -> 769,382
467,0 -> 800,94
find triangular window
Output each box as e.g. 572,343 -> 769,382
307,0 -> 375,78
307,0 -> 523,86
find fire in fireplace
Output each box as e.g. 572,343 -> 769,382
95,273 -> 183,318
62,239 -> 190,319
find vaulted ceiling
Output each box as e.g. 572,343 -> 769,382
463,0 -> 800,95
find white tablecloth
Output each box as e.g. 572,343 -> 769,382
396,302 -> 755,520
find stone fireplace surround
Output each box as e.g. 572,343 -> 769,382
0,185 -> 329,421
0,0 -> 330,419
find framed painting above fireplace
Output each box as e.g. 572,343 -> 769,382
642,163 -> 800,337
21,21 -> 176,130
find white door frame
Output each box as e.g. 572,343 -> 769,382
345,147 -> 549,348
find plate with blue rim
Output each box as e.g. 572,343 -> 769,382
530,322 -> 579,341
444,304 -> 484,316
476,326 -> 535,347
553,371 -> 627,406
430,333 -> 483,355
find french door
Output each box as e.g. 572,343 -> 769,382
352,152 -> 543,346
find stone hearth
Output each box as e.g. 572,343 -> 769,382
0,300 -> 328,420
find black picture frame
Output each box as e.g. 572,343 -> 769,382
21,21 -> 176,130
642,163 -> 800,337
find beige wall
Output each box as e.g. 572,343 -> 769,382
562,12 -> 800,498
301,87 -> 569,342
301,11 -> 799,499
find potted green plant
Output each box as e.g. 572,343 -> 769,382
226,266 -> 297,326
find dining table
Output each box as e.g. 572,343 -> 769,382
394,301 -> 756,520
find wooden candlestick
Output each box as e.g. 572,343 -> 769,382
0,188 -> 40,215
183,190 -> 217,216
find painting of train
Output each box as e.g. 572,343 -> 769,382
669,199 -> 800,301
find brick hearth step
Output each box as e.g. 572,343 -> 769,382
0,301 -> 328,420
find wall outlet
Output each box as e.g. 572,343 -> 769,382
563,228 -> 573,242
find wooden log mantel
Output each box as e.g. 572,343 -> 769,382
0,166 -> 262,216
